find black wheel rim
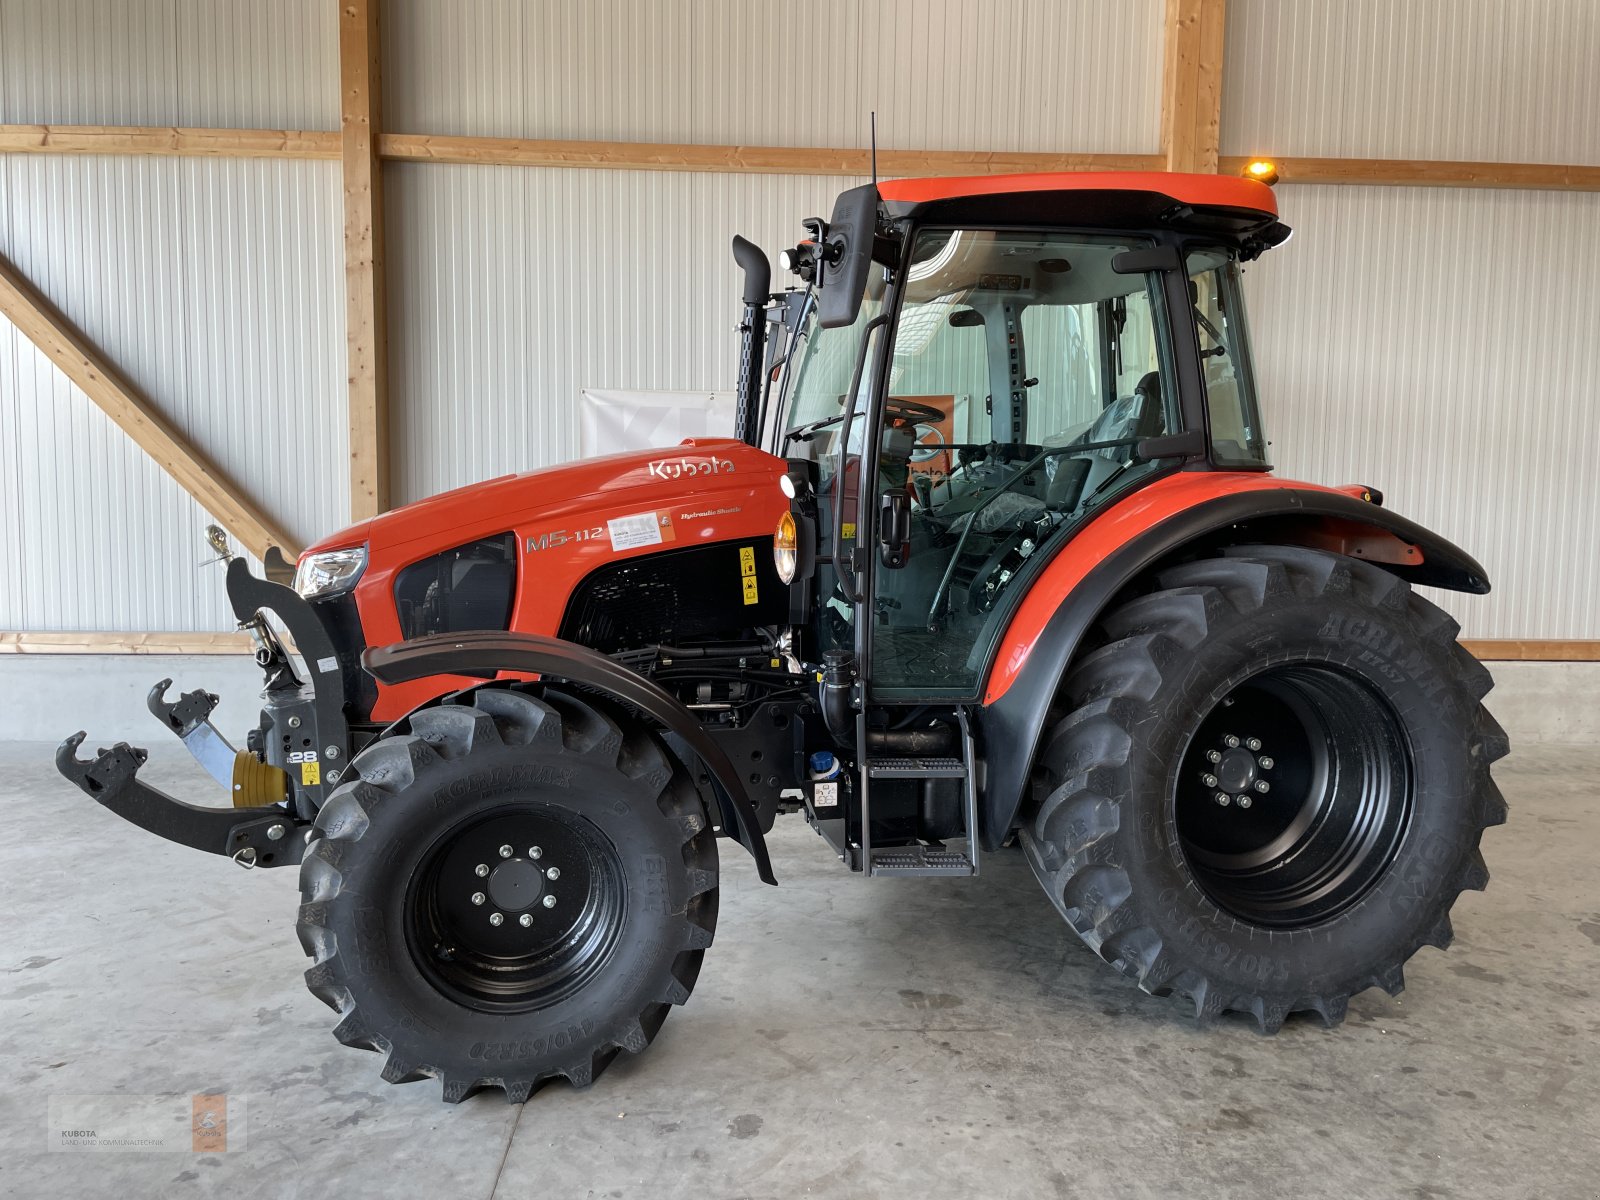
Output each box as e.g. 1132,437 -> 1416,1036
1175,664 -> 1413,928
405,805 -> 626,1012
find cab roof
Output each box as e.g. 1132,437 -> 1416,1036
877,171 -> 1279,219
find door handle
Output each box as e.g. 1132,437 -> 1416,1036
879,490 -> 911,569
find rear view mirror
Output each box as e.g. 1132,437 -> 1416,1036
816,185 -> 881,329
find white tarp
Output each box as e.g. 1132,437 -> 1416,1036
578,389 -> 738,457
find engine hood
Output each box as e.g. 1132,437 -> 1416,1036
303,438 -> 789,559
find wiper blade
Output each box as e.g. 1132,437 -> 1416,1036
783,412 -> 851,443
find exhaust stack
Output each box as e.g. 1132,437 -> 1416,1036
730,235 -> 771,445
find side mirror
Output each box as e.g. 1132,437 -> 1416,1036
816,184 -> 881,329
879,490 -> 911,569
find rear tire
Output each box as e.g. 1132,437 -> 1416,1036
296,686 -> 717,1102
1021,545 -> 1508,1031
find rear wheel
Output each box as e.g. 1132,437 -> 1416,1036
296,686 -> 717,1102
1021,545 -> 1508,1031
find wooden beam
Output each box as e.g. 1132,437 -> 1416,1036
0,631 -> 254,655
0,124 -> 339,159
1161,0 -> 1227,173
5,628 -> 1593,660
1461,640 -> 1600,662
0,253 -> 299,560
380,134 -> 1161,177
340,0 -> 390,520
1220,155 -> 1600,192
8,124 -> 1600,194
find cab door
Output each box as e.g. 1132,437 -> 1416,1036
863,227 -> 1183,699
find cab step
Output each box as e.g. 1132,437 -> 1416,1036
866,756 -> 967,779
869,845 -> 975,877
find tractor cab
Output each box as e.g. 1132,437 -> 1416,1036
746,173 -> 1288,698
719,171 -> 1294,876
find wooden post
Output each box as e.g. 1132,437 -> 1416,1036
1161,0 -> 1227,173
340,0 -> 389,519
0,253 -> 298,560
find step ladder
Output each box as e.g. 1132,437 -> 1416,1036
863,709 -> 980,878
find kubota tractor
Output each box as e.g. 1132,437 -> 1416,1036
59,169 -> 1506,1104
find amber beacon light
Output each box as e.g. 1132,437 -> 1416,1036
1242,159 -> 1281,187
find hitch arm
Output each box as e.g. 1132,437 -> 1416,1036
56,733 -> 305,868
147,678 -> 238,791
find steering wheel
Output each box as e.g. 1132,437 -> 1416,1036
885,397 -> 947,426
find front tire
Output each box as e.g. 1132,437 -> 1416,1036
1021,545 -> 1508,1031
296,686 -> 717,1102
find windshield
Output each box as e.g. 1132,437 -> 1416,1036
776,288 -> 886,460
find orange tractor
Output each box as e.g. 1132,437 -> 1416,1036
60,169 -> 1505,1103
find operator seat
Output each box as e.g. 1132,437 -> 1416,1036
1046,371 -> 1166,509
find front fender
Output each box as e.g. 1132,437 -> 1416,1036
974,478 -> 1490,852
363,631 -> 776,885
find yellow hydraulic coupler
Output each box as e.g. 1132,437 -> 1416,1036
232,751 -> 288,808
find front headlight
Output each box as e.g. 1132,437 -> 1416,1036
773,512 -> 797,584
294,545 -> 368,600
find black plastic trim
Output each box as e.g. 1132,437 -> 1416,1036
363,631 -> 777,885
973,487 -> 1490,851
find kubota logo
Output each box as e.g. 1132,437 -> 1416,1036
647,456 -> 735,480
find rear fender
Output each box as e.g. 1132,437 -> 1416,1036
974,484 -> 1490,851
363,631 -> 777,884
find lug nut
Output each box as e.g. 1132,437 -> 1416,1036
542,895 -> 557,909
471,892 -> 486,906
1224,735 -> 1241,748
499,845 -> 513,858
545,867 -> 561,881
1245,737 -> 1262,751
1259,756 -> 1275,770
1206,750 -> 1222,764
475,863 -> 489,877
1237,795 -> 1253,809
489,912 -> 504,926
1215,792 -> 1232,806
528,846 -> 544,860
1202,773 -> 1218,788
519,913 -> 534,928
1255,780 -> 1271,793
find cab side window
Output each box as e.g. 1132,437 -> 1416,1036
1187,250 -> 1270,468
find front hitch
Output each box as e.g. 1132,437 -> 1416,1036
56,735 -> 307,869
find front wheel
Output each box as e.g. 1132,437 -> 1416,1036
295,686 -> 717,1102
1022,545 -> 1508,1031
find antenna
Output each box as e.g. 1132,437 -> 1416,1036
870,111 -> 878,185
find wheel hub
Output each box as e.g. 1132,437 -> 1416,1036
487,857 -> 545,911
1215,746 -> 1259,794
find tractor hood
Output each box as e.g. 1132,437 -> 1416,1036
303,438 -> 790,561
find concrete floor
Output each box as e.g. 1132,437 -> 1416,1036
2,740 -> 1596,1199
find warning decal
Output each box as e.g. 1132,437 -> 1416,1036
739,545 -> 758,605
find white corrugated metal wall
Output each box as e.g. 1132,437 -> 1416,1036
1222,0 -> 1600,639
1,0 -> 1596,640
0,0 -> 345,631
